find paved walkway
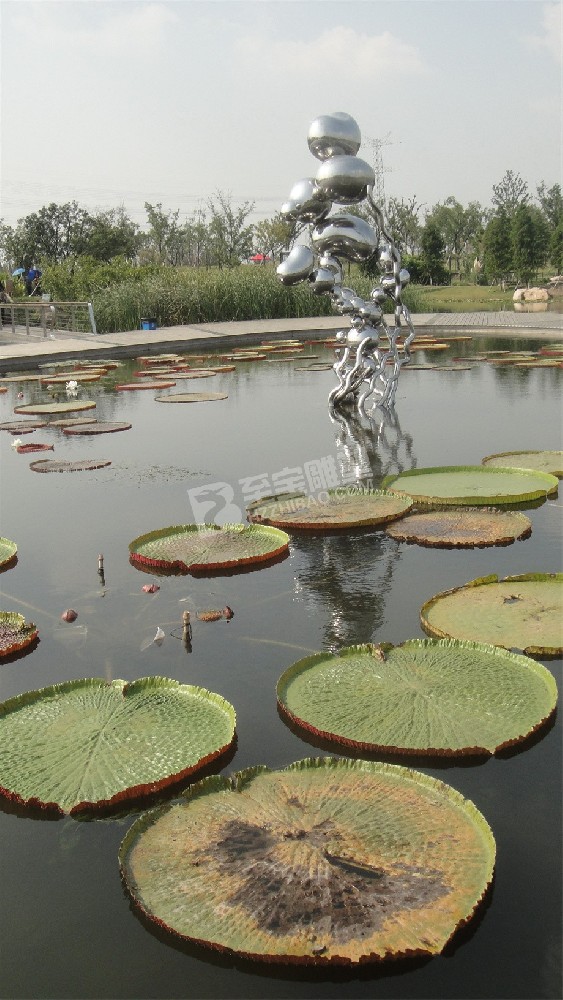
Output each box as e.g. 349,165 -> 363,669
0,310 -> 561,372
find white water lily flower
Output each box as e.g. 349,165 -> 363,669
11,438 -> 23,449
66,380 -> 79,393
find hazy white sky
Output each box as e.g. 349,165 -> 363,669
1,0 -> 561,230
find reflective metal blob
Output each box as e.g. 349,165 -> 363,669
315,155 -> 375,204
286,178 -> 332,222
312,214 -> 378,261
309,267 -> 337,294
307,112 -> 361,161
276,244 -> 316,285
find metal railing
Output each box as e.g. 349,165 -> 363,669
0,300 -> 97,337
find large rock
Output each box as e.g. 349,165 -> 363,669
513,286 -> 552,302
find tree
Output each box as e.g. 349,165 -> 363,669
385,196 -> 422,255
143,202 -> 188,266
82,207 -> 140,262
536,182 -> 563,229
418,221 -> 448,284
253,213 -> 295,262
425,197 -> 485,278
482,211 -> 513,284
2,201 -> 93,265
549,221 -> 563,274
491,170 -> 529,216
207,191 -> 255,267
511,204 -> 549,283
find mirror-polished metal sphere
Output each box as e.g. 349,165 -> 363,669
380,274 -> 397,292
312,214 -> 378,261
358,301 -> 383,323
286,178 -> 332,222
370,286 -> 387,304
319,253 -> 343,281
276,244 -> 316,285
315,155 -> 375,203
399,268 -> 411,286
307,112 -> 361,161
309,267 -> 336,294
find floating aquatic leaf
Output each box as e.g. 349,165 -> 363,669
0,676 -> 236,814
119,757 -> 495,964
385,507 -> 532,548
0,419 -> 48,433
60,609 -> 78,622
129,523 -> 289,574
481,450 -> 563,478
154,392 -> 228,403
420,572 -> 563,658
15,442 -> 54,454
116,381 -> 176,391
0,611 -> 38,658
29,459 -> 111,473
14,401 -> 97,415
0,538 -> 17,569
247,488 -> 413,531
41,373 -> 102,384
382,465 -> 558,506
277,640 -> 557,755
63,421 -> 132,436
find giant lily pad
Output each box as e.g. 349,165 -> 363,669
119,757 -> 495,964
0,419 -> 47,433
420,573 -> 563,658
0,676 -> 236,815
129,523 -> 289,573
247,488 -> 413,531
0,611 -> 38,658
14,401 -> 96,415
0,539 -> 17,570
154,392 -> 228,403
381,465 -> 558,505
116,381 -> 176,391
63,421 -> 132,436
277,640 -> 557,755
481,450 -> 563,478
385,508 -> 532,548
30,459 -> 111,473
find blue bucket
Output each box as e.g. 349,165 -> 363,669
140,318 -> 157,331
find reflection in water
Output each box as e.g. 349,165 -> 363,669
330,405 -> 416,489
291,407 -> 417,651
292,530 -> 399,651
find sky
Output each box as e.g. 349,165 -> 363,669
1,0 -> 561,231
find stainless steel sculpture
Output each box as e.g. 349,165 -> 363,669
277,112 -> 416,411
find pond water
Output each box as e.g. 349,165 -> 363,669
0,335 -> 561,999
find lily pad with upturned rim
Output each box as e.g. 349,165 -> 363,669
481,450 -> 563,478
154,392 -> 228,403
385,507 -> 532,548
116,381 -> 176,391
63,421 -> 132,436
29,458 -> 112,473
119,757 -> 495,964
247,488 -> 413,531
0,420 -> 48,433
420,572 -> 563,658
381,465 -> 558,506
129,523 -> 289,574
14,401 -> 97,415
0,611 -> 38,658
0,538 -> 17,570
276,640 -> 557,756
0,676 -> 236,815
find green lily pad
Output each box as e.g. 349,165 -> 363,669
116,381 -> 176,391
0,676 -> 236,815
119,757 -> 495,964
0,611 -> 38,658
481,450 -> 563,478
0,538 -> 17,569
381,465 -> 558,506
247,488 -> 413,531
420,573 -> 563,658
14,401 -> 97,415
385,508 -> 532,548
129,523 -> 289,574
277,640 -> 557,755
0,420 -> 48,433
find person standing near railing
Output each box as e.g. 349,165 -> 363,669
25,264 -> 42,296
